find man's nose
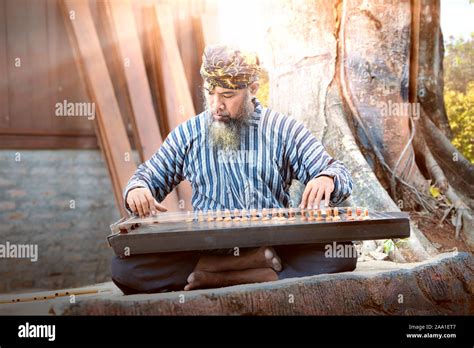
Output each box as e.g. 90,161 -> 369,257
211,95 -> 225,111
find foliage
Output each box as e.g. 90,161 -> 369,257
444,34 -> 474,94
383,239 -> 395,254
444,82 -> 474,162
256,68 -> 270,107
443,34 -> 474,162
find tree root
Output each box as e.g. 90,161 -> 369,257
325,83 -> 437,262
423,114 -> 474,202
413,109 -> 474,249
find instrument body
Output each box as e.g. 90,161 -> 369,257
107,208 -> 410,257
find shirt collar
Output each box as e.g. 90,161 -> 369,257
247,97 -> 262,126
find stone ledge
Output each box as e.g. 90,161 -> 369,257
0,251 -> 472,315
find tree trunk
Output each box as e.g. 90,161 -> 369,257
264,0 -> 474,257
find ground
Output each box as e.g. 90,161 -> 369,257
410,212 -> 471,253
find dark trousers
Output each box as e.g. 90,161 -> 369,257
111,242 -> 358,294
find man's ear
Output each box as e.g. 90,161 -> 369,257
249,82 -> 259,96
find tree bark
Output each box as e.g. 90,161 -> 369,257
264,0 -> 474,256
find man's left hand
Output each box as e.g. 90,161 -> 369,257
299,176 -> 335,209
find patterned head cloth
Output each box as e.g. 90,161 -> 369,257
200,44 -> 261,90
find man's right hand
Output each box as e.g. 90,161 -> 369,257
126,187 -> 167,218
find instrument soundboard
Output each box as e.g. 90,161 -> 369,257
107,207 -> 410,257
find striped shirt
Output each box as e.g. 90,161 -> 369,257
124,99 -> 353,212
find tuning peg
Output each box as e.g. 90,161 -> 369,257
215,210 -> 223,222
251,208 -> 259,221
326,208 -> 333,222
233,209 -> 241,221
241,209 -> 249,221
288,207 -> 296,221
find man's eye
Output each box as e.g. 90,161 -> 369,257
223,95 -> 233,99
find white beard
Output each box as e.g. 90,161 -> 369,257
206,94 -> 255,151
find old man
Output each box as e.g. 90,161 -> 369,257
111,45 -> 357,294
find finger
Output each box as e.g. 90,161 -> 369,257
300,186 -> 311,209
313,186 -> 325,210
128,199 -> 138,215
307,186 -> 319,209
154,201 -> 167,212
139,197 -> 151,216
143,191 -> 168,213
142,190 -> 166,213
144,191 -> 157,215
324,185 -> 333,207
133,197 -> 144,218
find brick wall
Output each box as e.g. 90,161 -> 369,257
0,150 -> 121,293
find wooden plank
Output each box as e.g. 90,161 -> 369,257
0,134 -> 98,149
4,0 -> 52,132
102,0 -> 180,210
89,0 -> 135,144
26,0 -> 51,131
152,5 -> 195,131
141,6 -> 169,139
192,14 -> 206,81
105,0 -> 162,160
175,14 -> 206,113
2,0 -> 96,139
0,0 -> 9,128
47,0 -> 94,134
0,127 -> 95,136
143,5 -> 193,209
200,12 -> 219,46
5,0 -> 32,132
60,0 -> 137,217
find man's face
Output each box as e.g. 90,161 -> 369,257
203,83 -> 257,150
204,84 -> 257,122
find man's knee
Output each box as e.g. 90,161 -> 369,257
111,251 -> 199,294
335,250 -> 358,272
275,242 -> 358,279
326,241 -> 358,272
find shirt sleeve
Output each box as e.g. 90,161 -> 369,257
123,124 -> 187,213
285,119 -> 353,206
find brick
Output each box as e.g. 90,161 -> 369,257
0,178 -> 14,187
0,149 -> 117,292
6,189 -> 27,198
0,202 -> 16,211
7,212 -> 26,221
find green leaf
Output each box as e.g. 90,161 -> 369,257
430,185 -> 441,198
383,239 -> 395,254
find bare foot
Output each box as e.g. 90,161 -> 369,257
195,246 -> 282,272
184,268 -> 278,291
264,247 -> 283,272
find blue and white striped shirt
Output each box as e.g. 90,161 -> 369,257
124,99 -> 353,212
